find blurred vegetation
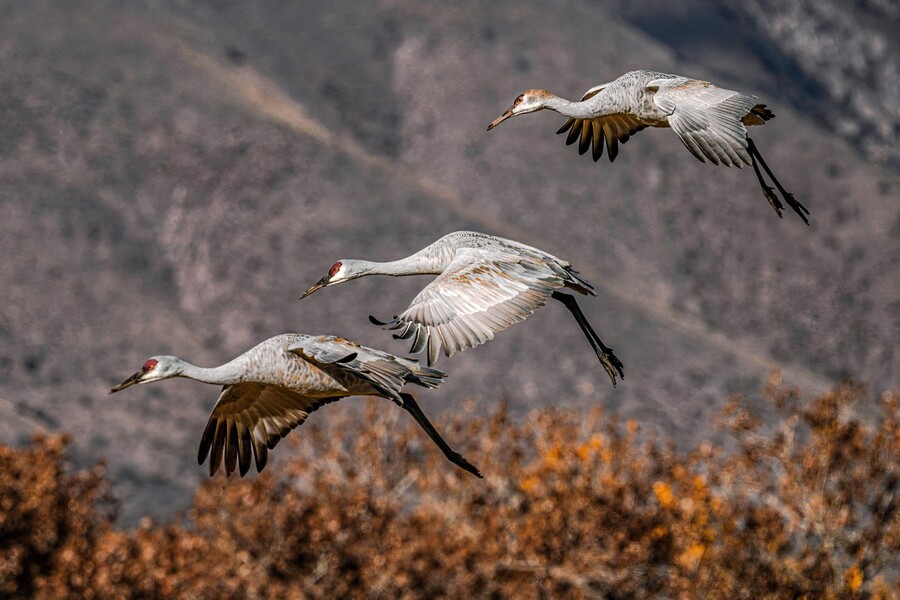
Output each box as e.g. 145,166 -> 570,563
0,378 -> 897,599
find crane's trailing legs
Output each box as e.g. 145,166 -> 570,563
398,392 -> 483,478
551,292 -> 624,386
747,138 -> 809,225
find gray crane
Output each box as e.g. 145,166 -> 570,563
487,70 -> 809,224
110,333 -> 481,478
301,231 -> 624,386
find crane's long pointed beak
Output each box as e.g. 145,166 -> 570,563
300,276 -> 330,299
109,371 -> 142,394
486,107 -> 515,131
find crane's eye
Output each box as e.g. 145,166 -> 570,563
142,359 -> 158,372
329,262 -> 342,277
514,94 -> 524,106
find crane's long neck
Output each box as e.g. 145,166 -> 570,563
178,359 -> 246,386
543,93 -> 618,119
352,253 -> 446,277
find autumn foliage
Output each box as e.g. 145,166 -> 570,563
0,379 -> 897,599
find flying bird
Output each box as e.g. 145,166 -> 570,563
110,334 -> 481,478
487,70 -> 809,224
301,231 -> 624,386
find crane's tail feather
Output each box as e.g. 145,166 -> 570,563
742,103 -> 775,126
395,357 -> 446,389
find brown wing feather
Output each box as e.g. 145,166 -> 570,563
742,103 -> 774,126
198,383 -> 341,477
558,113 -> 646,163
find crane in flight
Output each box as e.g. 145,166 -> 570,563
487,70 -> 809,224
110,333 -> 481,478
301,231 -> 624,386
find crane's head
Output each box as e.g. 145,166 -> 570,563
109,356 -> 184,393
300,260 -> 364,299
486,89 -> 554,131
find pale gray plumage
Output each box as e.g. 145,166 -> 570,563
109,333 -> 481,478
488,70 -> 809,223
302,232 -> 625,385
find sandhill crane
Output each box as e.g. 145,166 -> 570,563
109,334 -> 481,478
301,231 -> 625,386
487,70 -> 809,224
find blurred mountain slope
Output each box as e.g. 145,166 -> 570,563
0,0 -> 896,522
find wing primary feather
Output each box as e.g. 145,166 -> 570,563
409,326 -> 428,354
225,420 -> 238,477
198,417 -> 217,465
237,422 -> 252,477
565,120 -> 583,146
605,125 -> 619,162
369,315 -> 391,326
578,119 -> 592,155
591,121 -> 604,161
251,427 -> 269,473
556,118 -> 575,135
209,419 -> 227,477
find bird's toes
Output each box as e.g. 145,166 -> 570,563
762,186 -> 784,216
782,192 -> 811,224
600,362 -> 619,387
453,453 -> 483,478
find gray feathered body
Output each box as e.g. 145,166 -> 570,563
190,333 -> 444,477
369,231 -> 596,365
228,333 -> 443,398
556,69 -> 774,166
409,231 -> 594,295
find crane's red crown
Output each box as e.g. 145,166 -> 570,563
513,94 -> 524,106
142,359 -> 158,372
329,262 -> 342,277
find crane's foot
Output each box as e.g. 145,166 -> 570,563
552,291 -> 624,387
399,393 -> 483,478
598,346 -> 625,387
748,138 -> 809,225
780,190 -> 810,225
762,184 -> 784,218
444,450 -> 483,479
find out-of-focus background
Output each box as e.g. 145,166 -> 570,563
0,0 -> 897,530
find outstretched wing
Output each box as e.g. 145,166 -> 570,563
372,249 -> 567,366
198,383 -> 340,478
287,335 -> 445,401
555,83 -> 647,162
651,78 -> 757,167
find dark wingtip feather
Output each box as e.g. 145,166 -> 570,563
608,140 -> 619,162
237,424 -> 252,477
224,421 -> 238,477
578,122 -> 592,155
252,437 -> 268,473
565,121 -> 582,146
556,118 -> 575,135
752,103 -> 775,121
198,418 -> 216,465
335,352 -> 358,364
209,420 -> 227,477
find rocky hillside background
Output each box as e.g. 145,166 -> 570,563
1,0 -> 897,523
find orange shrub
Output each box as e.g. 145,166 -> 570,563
0,380 -> 896,599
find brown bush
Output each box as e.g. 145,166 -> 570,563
0,379 -> 897,599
